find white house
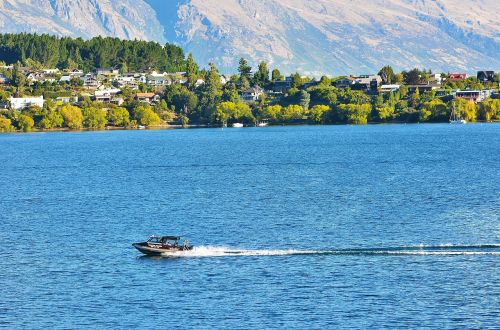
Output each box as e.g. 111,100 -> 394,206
9,96 -> 44,110
379,84 -> 400,93
241,86 -> 264,102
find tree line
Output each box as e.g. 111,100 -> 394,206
0,33 -> 186,73
0,33 -> 499,132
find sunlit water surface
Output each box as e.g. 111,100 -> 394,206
1,124 -> 499,328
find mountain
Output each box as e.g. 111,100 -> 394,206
0,0 -> 165,42
1,0 -> 499,75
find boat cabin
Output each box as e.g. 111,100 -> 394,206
147,235 -> 181,248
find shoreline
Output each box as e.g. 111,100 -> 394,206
1,121 -> 499,134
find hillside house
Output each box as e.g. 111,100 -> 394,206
454,90 -> 493,103
56,96 -> 78,103
94,88 -> 121,102
9,96 -> 44,110
195,78 -> 205,87
335,76 -> 356,89
270,80 -> 292,93
379,84 -> 400,93
96,68 -> 119,76
449,73 -> 467,82
135,92 -> 160,104
81,74 -> 100,88
353,75 -> 382,90
407,84 -> 440,93
241,86 -> 264,102
147,76 -> 170,86
0,73 -> 10,85
477,71 -> 495,83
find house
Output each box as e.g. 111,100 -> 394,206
477,71 -> 495,83
147,75 -> 170,86
94,88 -> 121,102
454,90 -> 493,103
220,75 -> 231,85
80,74 -> 100,88
43,68 -> 59,74
353,75 -> 382,90
379,84 -> 400,93
25,71 -> 46,84
114,75 -> 139,89
303,81 -> 320,89
96,67 -> 119,76
195,78 -> 205,88
271,80 -> 292,93
59,75 -> 72,83
56,96 -> 78,103
62,69 -> 84,78
135,92 -> 160,104
427,74 -> 442,85
0,73 -> 10,85
241,86 -> 264,102
407,84 -> 440,93
110,97 -> 124,106
335,76 -> 356,89
449,73 -> 467,82
9,96 -> 44,110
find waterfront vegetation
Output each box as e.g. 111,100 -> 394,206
0,33 -> 499,132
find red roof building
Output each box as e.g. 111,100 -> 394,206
449,73 -> 467,82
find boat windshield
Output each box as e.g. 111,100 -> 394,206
147,236 -> 162,243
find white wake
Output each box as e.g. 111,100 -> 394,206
158,245 -> 500,258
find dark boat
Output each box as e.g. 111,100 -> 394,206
132,235 -> 193,256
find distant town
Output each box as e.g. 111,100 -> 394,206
0,33 -> 498,132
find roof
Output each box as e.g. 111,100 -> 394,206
136,93 -> 155,98
161,236 -> 180,241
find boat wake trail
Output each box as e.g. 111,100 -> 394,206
161,244 -> 500,258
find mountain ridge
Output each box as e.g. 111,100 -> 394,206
1,0 -> 499,75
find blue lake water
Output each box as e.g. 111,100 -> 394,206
0,124 -> 499,328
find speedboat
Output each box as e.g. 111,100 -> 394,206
232,123 -> 244,128
132,235 -> 193,256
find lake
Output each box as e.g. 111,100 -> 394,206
0,124 -> 499,328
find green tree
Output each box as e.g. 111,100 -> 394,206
378,66 -> 395,84
234,102 -> 254,122
60,104 -> 83,129
222,83 -> 240,103
0,117 -> 15,132
479,98 -> 500,121
17,114 -> 35,132
260,105 -> 282,121
463,101 -> 477,122
271,68 -> 284,81
83,107 -> 107,129
420,99 -> 449,122
107,107 -> 130,127
12,63 -> 26,97
199,62 -> 223,120
337,104 -> 371,124
309,105 -> 330,123
134,105 -> 161,126
238,58 -> 252,81
377,105 -> 395,121
411,88 -> 420,108
253,61 -> 269,87
39,110 -> 64,129
282,104 -> 304,121
172,87 -> 199,116
300,90 -> 310,110
186,53 -> 199,89
213,101 -> 236,125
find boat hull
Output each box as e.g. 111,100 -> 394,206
132,243 -> 193,256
